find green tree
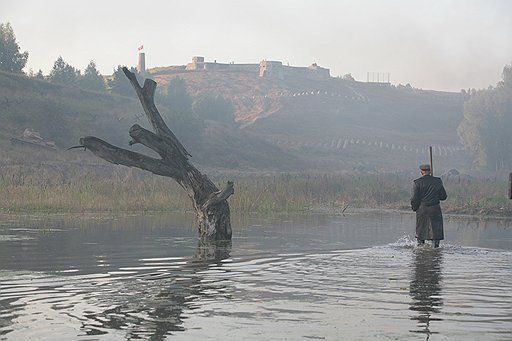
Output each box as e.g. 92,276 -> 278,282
498,63 -> 512,89
78,60 -> 106,92
162,77 -> 192,113
156,77 -> 204,142
193,95 -> 235,124
0,22 -> 29,73
28,68 -> 45,80
342,73 -> 355,81
48,56 -> 81,86
109,65 -> 141,97
457,62 -> 512,170
34,69 -> 45,80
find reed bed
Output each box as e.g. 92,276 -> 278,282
1,159 -> 511,216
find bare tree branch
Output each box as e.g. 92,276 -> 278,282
78,67 -> 234,240
80,136 -> 181,178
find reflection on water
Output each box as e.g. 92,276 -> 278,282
0,211 -> 511,340
78,240 -> 233,340
409,248 -> 443,339
195,239 -> 232,262
0,238 -> 233,340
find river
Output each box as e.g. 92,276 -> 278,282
0,210 -> 511,340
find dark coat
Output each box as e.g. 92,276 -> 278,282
411,175 -> 447,240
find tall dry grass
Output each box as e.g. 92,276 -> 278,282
1,145 -> 511,215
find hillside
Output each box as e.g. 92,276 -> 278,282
0,70 -> 302,172
149,67 -> 470,172
0,70 -> 141,147
1,68 -> 471,173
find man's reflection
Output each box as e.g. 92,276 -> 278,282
409,247 -> 444,340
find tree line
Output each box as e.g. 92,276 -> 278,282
0,22 -> 236,128
0,23 -> 141,95
457,62 -> 512,171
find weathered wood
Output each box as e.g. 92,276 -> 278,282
78,67 -> 233,240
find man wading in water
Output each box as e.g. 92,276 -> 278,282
410,164 -> 447,247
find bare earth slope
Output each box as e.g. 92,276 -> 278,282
150,67 -> 468,172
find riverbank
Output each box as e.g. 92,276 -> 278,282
1,164 -> 511,217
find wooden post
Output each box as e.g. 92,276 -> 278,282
429,146 -> 434,176
509,173 -> 512,199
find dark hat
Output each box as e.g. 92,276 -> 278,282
419,164 -> 431,171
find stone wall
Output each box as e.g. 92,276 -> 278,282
186,56 -> 330,80
186,56 -> 258,72
259,60 -> 330,80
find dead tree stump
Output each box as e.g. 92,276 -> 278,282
77,67 -> 234,240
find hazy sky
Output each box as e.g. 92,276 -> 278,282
3,0 -> 512,91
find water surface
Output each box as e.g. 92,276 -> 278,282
0,211 -> 511,340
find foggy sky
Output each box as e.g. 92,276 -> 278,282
3,0 -> 512,92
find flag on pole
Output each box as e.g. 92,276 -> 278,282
138,45 -> 144,51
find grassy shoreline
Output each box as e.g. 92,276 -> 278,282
1,163 -> 511,217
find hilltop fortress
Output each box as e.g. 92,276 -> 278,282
146,55 -> 331,81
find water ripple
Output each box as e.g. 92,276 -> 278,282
1,213 -> 511,340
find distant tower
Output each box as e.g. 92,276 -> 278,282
138,52 -> 146,73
